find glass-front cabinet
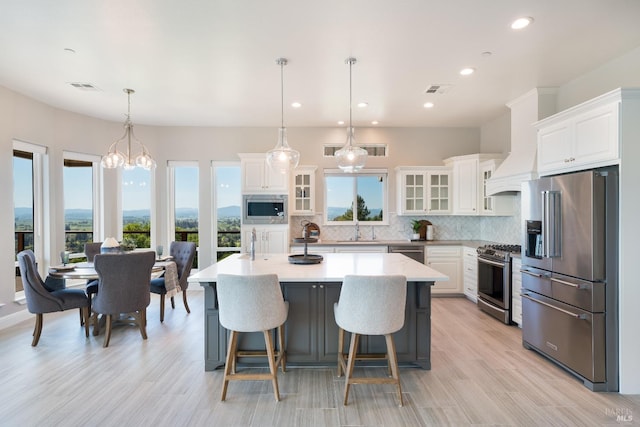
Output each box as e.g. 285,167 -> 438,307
396,166 -> 451,215
290,166 -> 316,215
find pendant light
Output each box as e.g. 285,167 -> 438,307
335,57 -> 367,173
101,89 -> 156,170
266,58 -> 300,174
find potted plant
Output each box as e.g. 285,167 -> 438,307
410,219 -> 422,240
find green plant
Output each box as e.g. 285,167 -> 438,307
411,219 -> 422,233
120,236 -> 137,251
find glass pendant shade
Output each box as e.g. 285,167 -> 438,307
335,57 -> 367,172
267,58 -> 300,174
101,89 -> 156,170
266,127 -> 300,174
335,127 -> 367,172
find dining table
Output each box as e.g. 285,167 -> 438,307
48,259 -> 171,280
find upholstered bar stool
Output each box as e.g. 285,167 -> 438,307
216,273 -> 288,402
334,274 -> 407,406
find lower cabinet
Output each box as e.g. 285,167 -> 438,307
426,246 -> 462,294
511,257 -> 523,327
462,246 -> 478,302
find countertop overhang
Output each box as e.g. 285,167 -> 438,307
189,252 -> 449,283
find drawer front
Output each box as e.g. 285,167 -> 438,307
426,246 -> 461,257
522,291 -> 605,383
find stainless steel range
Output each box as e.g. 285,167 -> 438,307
476,244 -> 521,324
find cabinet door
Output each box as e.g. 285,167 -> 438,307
264,164 -> 288,193
282,283 -> 319,362
319,283 -> 342,361
242,158 -> 268,192
264,229 -> 288,254
334,245 -> 388,253
400,172 -> 426,214
480,164 -> 494,214
426,246 -> 461,294
538,122 -> 573,174
426,172 -> 451,214
291,167 -> 315,214
573,103 -> 619,167
452,158 -> 478,215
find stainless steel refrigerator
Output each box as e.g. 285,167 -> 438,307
521,166 -> 618,391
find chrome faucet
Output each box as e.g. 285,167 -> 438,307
354,220 -> 360,241
371,225 -> 376,240
250,227 -> 256,260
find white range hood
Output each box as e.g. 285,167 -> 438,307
486,88 -> 558,195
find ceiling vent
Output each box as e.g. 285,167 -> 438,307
69,82 -> 100,91
424,84 -> 453,94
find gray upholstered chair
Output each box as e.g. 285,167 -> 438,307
92,251 -> 155,347
149,241 -> 196,322
334,274 -> 407,406
82,242 -> 102,325
17,250 -> 90,346
216,273 -> 288,401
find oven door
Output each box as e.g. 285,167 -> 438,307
477,256 -> 509,309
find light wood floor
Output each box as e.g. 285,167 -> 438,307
0,292 -> 638,426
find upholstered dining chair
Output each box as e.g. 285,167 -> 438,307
92,251 -> 155,347
149,241 -> 196,322
334,274 -> 407,406
216,273 -> 288,402
17,250 -> 90,346
82,241 -> 102,325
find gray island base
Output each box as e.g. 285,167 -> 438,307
188,253 -> 448,371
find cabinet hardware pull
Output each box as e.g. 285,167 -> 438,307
551,277 -> 588,289
521,293 -> 587,319
520,269 -> 543,278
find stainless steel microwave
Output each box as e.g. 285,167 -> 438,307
242,194 -> 288,224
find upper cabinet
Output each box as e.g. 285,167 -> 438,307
290,166 -> 316,215
239,153 -> 289,194
534,89 -> 640,176
444,154 -> 514,216
396,166 -> 452,215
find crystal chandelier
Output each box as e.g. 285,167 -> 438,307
266,58 -> 300,174
101,89 -> 156,170
335,57 -> 367,173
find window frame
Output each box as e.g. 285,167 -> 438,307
323,168 -> 389,226
212,161 -> 242,261
167,160 -> 199,250
62,151 -> 102,257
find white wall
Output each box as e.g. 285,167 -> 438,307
480,111 -> 510,154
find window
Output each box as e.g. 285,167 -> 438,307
13,141 -> 46,295
63,153 -> 100,257
122,168 -> 151,249
213,163 -> 241,261
324,170 -> 387,224
168,162 -> 199,267
324,144 -> 387,157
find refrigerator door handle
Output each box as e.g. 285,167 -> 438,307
521,293 -> 588,320
544,190 -> 562,258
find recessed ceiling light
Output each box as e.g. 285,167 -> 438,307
423,102 -> 434,108
371,121 -> 379,125
291,102 -> 302,108
337,120 -> 345,125
357,102 -> 368,108
511,17 -> 533,30
460,67 -> 475,76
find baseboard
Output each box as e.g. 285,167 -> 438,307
0,308 -> 32,331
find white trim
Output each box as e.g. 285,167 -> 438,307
168,160 -> 199,168
13,139 -> 47,154
0,307 -> 32,331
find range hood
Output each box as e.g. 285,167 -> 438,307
486,88 -> 557,195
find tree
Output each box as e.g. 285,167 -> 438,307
333,195 -> 375,221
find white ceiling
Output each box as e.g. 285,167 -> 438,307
1,0 -> 640,128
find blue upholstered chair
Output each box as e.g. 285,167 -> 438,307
149,241 -> 196,322
17,250 -> 90,346
216,273 -> 288,401
82,242 -> 102,325
334,274 -> 407,406
92,251 -> 155,347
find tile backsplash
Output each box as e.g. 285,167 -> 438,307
291,194 -> 522,244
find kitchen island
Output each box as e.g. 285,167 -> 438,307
188,252 -> 448,371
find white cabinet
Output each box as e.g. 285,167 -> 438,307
444,154 -> 506,216
511,257 -> 522,327
396,167 -> 452,215
479,160 -> 516,216
462,247 -> 478,302
290,166 -> 316,215
242,226 -> 289,254
536,93 -> 620,176
239,153 -> 289,193
426,246 -> 462,294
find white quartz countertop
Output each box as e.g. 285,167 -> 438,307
189,252 -> 449,283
